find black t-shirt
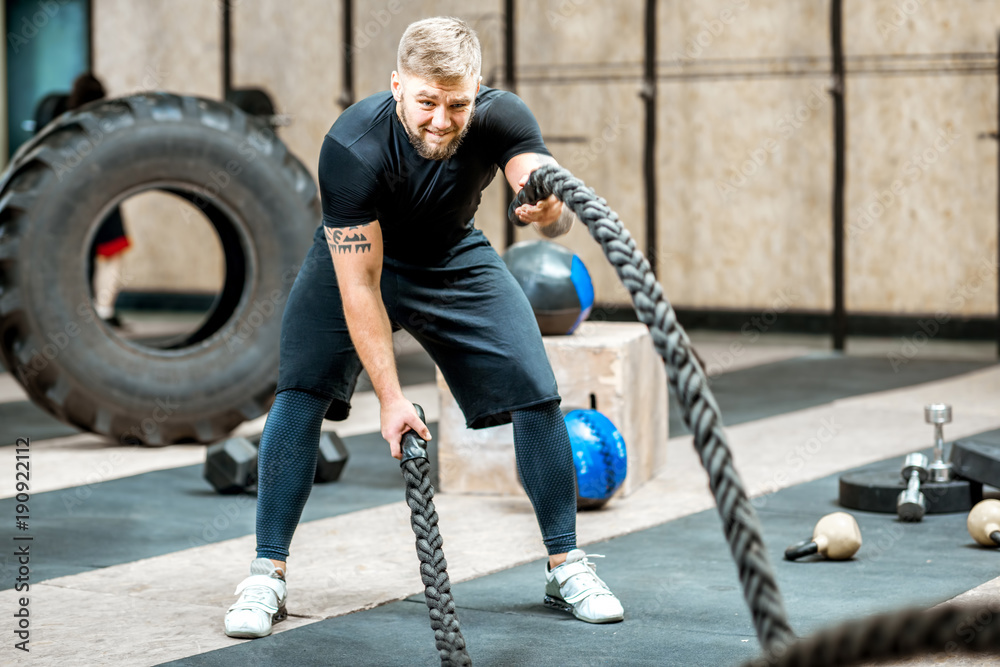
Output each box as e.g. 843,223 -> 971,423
318,85 -> 550,263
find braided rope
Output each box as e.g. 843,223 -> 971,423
516,163 -> 795,651
741,602 -> 1000,666
401,456 -> 471,667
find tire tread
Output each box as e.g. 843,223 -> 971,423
0,92 -> 317,445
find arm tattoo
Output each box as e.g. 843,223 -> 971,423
325,224 -> 373,255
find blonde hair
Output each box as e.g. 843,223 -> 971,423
397,17 -> 481,84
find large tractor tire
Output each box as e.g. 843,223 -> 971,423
0,92 -> 320,445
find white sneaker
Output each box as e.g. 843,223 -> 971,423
224,558 -> 288,638
544,549 -> 624,623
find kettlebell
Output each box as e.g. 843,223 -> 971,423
785,512 -> 862,561
967,499 -> 1000,547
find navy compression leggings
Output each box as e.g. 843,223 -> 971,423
255,389 -> 578,560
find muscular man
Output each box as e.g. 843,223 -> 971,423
224,16 -> 623,639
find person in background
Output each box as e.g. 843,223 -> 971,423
65,73 -> 131,327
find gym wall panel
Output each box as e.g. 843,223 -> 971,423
514,0 -> 646,307
846,0 -> 1000,56
93,0 -> 224,294
655,1 -> 832,311
840,1 -> 1000,317
93,0 -> 220,98
659,0 -> 828,61
844,74 -> 996,316
230,0 -> 343,184
656,77 -> 834,311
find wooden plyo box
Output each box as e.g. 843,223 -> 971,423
436,322 -> 668,501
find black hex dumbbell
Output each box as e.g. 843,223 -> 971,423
204,437 -> 259,494
314,432 -> 350,483
203,431 -> 349,494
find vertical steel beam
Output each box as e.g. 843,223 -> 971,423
503,0 -> 517,249
340,0 -> 355,110
831,0 -> 847,351
643,0 -> 658,277
86,0 -> 94,71
222,0 -> 232,97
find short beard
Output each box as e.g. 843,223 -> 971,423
399,100 -> 476,161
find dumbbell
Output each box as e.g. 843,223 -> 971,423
925,403 -> 953,483
968,499 -> 1000,547
897,452 -> 929,522
203,431 -> 349,494
784,512 -> 862,561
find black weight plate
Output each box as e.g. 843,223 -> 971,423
839,469 -> 980,514
951,439 -> 1000,488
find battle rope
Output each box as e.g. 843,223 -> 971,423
509,164 -> 1000,665
741,602 -> 1000,667
399,404 -> 471,667
510,164 -> 795,651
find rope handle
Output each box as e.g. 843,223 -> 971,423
507,180 -> 546,228
400,404 -> 428,465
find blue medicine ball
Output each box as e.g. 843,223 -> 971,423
502,240 -> 594,335
564,409 -> 628,510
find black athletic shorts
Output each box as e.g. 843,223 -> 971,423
276,225 -> 560,428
